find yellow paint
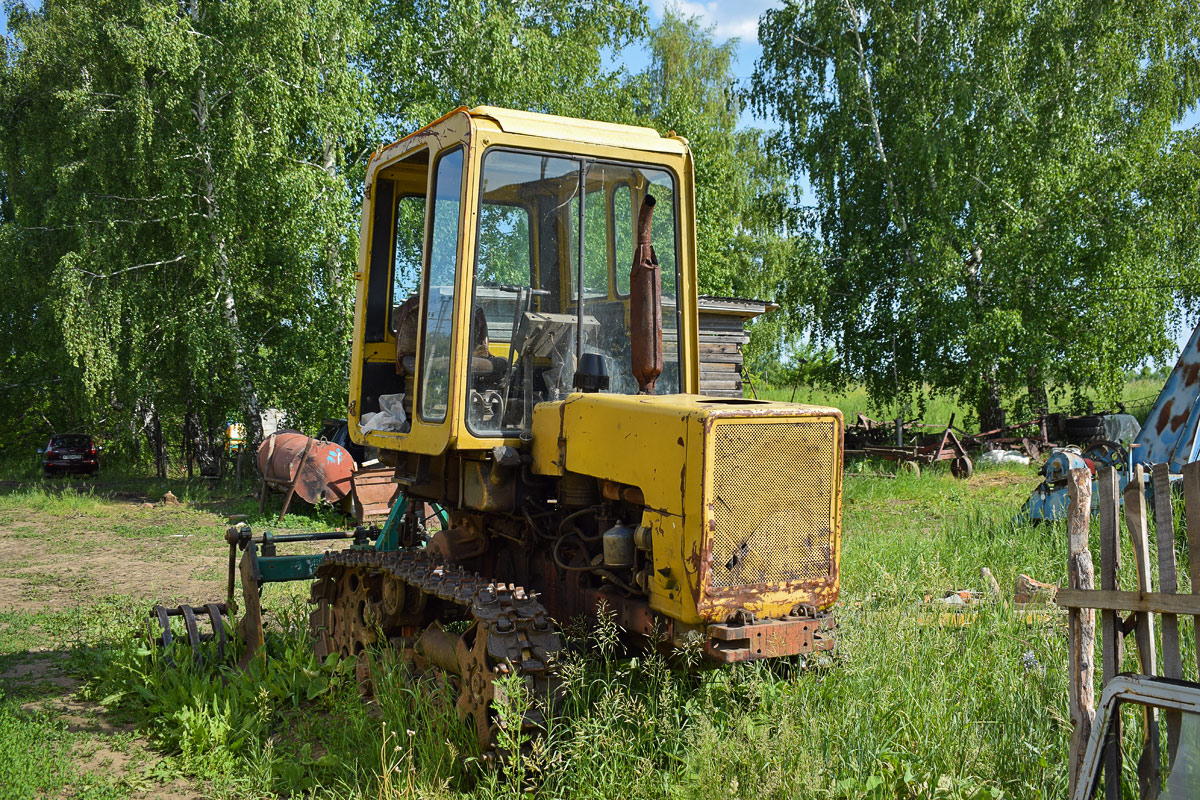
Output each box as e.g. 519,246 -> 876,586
530,393 -> 843,623
349,106 -> 699,454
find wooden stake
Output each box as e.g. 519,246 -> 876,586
1183,461 -> 1200,680
1125,464 -> 1160,799
1067,467 -> 1096,795
1097,465 -> 1123,800
1152,462 -> 1182,765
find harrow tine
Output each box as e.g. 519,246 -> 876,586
205,603 -> 227,662
149,602 -> 231,667
180,604 -> 202,659
151,605 -> 174,647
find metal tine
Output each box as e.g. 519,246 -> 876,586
205,603 -> 228,662
153,605 -> 174,648
180,605 -> 203,662
150,603 -> 232,667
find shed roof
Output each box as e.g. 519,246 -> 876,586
697,296 -> 780,319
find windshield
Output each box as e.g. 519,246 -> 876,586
466,149 -> 681,436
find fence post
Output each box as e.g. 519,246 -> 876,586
1152,462 -> 1183,765
1185,462 -> 1200,680
1068,467 -> 1096,794
1125,464 -> 1160,799
1097,465 -> 1123,800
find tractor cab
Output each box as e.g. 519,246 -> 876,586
349,107 -> 700,456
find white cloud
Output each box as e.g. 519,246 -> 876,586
648,0 -> 775,44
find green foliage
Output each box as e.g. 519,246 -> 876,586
367,0 -> 647,130
755,0 -> 1200,425
81,596 -> 359,791
0,0 -> 374,461
0,693 -> 75,800
629,10 -> 821,371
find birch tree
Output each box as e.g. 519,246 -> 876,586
0,0 -> 373,460
755,0 -> 1200,425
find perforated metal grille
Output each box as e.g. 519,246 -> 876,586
706,420 -> 836,589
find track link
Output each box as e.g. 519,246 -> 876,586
309,548 -> 561,755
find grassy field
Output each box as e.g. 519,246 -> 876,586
0,371 -> 1188,799
0,462 -> 1108,800
756,378 -> 1167,427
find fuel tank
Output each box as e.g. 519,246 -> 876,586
257,431 -> 354,505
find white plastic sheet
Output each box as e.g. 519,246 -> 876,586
359,393 -> 407,434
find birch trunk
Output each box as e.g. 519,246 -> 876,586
190,0 -> 264,458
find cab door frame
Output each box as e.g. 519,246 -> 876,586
349,108 -> 477,455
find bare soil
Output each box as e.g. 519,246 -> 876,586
0,494 -> 246,798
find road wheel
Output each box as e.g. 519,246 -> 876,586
950,456 -> 973,479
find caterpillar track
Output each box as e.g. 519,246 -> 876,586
309,549 -> 562,754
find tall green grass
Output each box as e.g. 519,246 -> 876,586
58,467 -> 1089,799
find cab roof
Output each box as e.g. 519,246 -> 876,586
468,106 -> 690,156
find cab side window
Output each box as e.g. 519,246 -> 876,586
391,195 -> 425,328
419,147 -> 465,423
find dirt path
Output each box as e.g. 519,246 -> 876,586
0,494 -> 251,798
0,511 -> 228,611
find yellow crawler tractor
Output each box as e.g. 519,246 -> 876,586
157,107 -> 844,756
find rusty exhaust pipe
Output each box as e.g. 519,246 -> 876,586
630,194 -> 662,395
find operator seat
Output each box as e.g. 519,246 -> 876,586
471,306 -> 510,383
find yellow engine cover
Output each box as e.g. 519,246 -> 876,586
530,394 -> 843,624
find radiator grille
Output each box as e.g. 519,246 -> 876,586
707,420 -> 836,589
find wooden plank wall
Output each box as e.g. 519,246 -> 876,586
698,311 -> 749,397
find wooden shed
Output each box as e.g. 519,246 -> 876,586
696,296 -> 778,398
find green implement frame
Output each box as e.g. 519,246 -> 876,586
222,496 -> 447,666
227,497 -> 448,593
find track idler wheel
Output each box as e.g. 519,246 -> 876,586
148,602 -> 231,665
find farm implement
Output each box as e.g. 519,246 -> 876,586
1021,318 -> 1200,523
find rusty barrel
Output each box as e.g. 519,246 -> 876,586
257,431 -> 354,505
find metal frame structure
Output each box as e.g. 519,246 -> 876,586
1073,675 -> 1200,800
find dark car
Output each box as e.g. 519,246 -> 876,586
42,433 -> 99,477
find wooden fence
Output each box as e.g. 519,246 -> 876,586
1057,461 -> 1200,798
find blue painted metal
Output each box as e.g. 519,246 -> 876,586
1131,322 -> 1200,470
1022,452 -> 1101,522
1021,321 -> 1200,523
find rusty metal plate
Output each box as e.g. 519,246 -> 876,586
352,466 -> 399,521
705,614 -> 835,662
